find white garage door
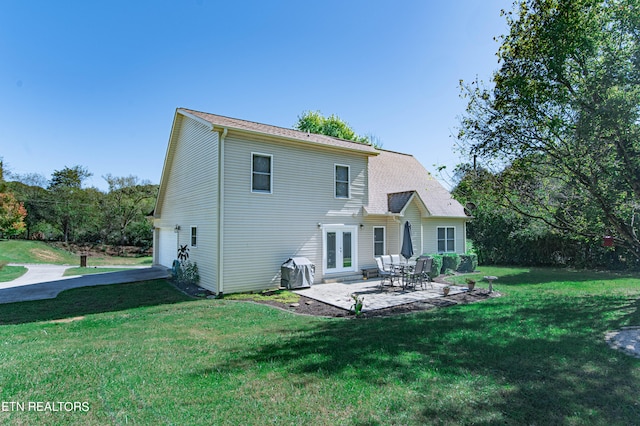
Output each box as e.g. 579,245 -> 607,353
158,228 -> 177,268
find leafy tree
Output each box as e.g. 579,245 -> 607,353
0,159 -> 27,238
6,181 -> 51,239
48,166 -> 93,243
103,174 -> 157,252
294,111 -> 374,145
452,163 -> 622,268
48,165 -> 92,189
0,192 -> 27,238
459,0 -> 640,262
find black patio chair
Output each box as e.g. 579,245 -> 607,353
407,257 -> 433,290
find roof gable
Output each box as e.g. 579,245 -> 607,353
367,150 -> 467,218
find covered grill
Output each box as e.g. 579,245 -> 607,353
281,257 -> 315,289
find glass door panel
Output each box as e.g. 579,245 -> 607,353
342,232 -> 352,268
327,232 -> 337,269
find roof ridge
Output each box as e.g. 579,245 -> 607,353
376,147 -> 415,157
179,107 -> 374,148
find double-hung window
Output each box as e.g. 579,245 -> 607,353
373,227 -> 385,257
437,227 -> 455,252
252,153 -> 272,193
190,226 -> 197,247
335,164 -> 350,198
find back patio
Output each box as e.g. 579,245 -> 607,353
294,278 -> 477,312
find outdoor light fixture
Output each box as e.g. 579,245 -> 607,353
360,223 -> 364,229
174,224 -> 181,232
317,222 -> 322,228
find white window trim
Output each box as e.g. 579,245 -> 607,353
251,152 -> 273,194
373,226 -> 386,257
334,164 -> 350,199
190,226 -> 198,248
437,226 -> 456,253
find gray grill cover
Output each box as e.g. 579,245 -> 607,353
281,257 -> 315,289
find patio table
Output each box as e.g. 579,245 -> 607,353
394,262 -> 416,289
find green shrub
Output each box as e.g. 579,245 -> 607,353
175,260 -> 200,286
422,254 -> 443,279
441,253 -> 461,274
457,254 -> 478,273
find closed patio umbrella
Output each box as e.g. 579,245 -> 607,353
401,221 -> 414,261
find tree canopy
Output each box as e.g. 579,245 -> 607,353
4,163 -> 157,251
458,0 -> 640,263
48,165 -> 92,190
294,111 -> 372,144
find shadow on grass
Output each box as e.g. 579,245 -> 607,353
212,294 -> 640,424
0,279 -> 192,325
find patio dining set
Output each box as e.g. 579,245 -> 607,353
374,255 -> 433,290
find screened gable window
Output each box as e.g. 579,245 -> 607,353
252,153 -> 272,193
335,165 -> 350,198
373,227 -> 385,256
437,227 -> 455,252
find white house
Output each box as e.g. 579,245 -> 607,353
153,108 -> 470,295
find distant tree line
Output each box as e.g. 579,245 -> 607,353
0,162 -> 157,251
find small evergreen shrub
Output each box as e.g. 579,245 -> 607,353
175,260 -> 200,286
457,254 -> 478,273
422,254 -> 443,279
441,253 -> 461,274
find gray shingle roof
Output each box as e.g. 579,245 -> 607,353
179,108 -> 379,155
367,150 -> 468,218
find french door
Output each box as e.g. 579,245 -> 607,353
324,225 -> 357,274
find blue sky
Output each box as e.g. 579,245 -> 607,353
1,0 -> 511,191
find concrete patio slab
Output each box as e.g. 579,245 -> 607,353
294,279 -> 468,312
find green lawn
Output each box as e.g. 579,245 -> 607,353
0,265 -> 27,282
63,267 -> 137,276
1,267 -> 639,424
0,240 -> 79,264
0,239 -> 152,266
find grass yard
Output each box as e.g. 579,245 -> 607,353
0,265 -> 27,282
0,239 -> 152,266
0,240 -> 79,264
1,267 -> 640,424
63,267 -> 137,276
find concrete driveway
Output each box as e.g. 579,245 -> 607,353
1,264 -> 170,304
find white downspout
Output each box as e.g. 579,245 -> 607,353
217,127 -> 228,296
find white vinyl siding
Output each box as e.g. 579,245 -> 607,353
335,164 -> 350,198
153,114 -> 219,291
222,133 -> 368,293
